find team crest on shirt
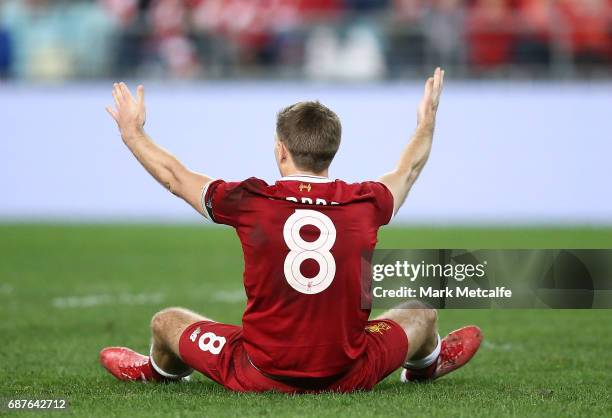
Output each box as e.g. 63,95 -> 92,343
299,183 -> 311,192
365,322 -> 391,335
189,327 -> 201,342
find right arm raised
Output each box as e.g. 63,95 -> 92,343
106,82 -> 211,215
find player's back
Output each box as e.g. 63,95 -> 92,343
202,174 -> 393,378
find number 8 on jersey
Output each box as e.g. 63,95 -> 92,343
283,209 -> 337,294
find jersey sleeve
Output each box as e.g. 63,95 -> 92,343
200,179 -> 243,226
364,181 -> 394,226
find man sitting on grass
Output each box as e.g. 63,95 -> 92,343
100,68 -> 482,393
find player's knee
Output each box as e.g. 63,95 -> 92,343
404,301 -> 437,328
150,307 -> 183,335
427,307 -> 437,323
423,308 -> 437,329
408,301 -> 437,327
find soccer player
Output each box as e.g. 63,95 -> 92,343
101,68 -> 482,392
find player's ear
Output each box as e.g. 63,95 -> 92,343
276,138 -> 289,163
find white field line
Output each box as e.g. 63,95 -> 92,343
482,340 -> 516,351
211,290 -> 246,303
53,292 -> 164,308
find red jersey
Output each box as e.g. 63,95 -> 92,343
202,174 -> 394,378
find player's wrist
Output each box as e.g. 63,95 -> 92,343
120,126 -> 146,143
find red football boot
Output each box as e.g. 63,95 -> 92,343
100,347 -> 162,382
401,325 -> 483,383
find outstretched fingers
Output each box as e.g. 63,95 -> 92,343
433,68 -> 441,93
106,81 -> 146,126
423,76 -> 434,102
432,68 -> 445,107
105,106 -> 118,121
136,85 -> 145,105
115,82 -> 126,102
111,84 -> 121,108
119,82 -> 134,102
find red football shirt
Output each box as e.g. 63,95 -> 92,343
202,174 -> 394,378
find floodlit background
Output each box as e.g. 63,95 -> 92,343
1,0 -> 611,224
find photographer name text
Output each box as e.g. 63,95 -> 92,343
372,286 -> 512,299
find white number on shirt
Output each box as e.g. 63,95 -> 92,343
283,209 -> 336,294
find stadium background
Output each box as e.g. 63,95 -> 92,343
1,1 -> 611,417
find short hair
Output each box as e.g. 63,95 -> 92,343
276,101 -> 342,173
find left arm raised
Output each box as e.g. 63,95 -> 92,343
379,68 -> 445,215
106,82 -> 211,215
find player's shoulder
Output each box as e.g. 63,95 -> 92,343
334,180 -> 394,224
235,176 -> 269,190
333,179 -> 391,197
211,177 -> 269,192
212,177 -> 389,200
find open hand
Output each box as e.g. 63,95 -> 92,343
417,67 -> 444,128
106,82 -> 146,140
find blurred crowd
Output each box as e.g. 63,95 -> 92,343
1,0 -> 611,81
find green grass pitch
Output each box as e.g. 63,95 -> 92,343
0,225 -> 611,417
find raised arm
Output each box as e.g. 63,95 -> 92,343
106,82 -> 211,215
379,68 -> 445,215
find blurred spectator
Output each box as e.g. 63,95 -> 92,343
151,0 -> 200,78
393,0 -> 426,23
0,25 -> 11,78
100,0 -> 142,77
423,0 -> 467,74
1,0 -> 113,80
388,0 -> 427,76
304,26 -> 340,79
305,23 -> 386,80
557,0 -> 612,65
1,0 -> 71,80
0,0 -> 611,81
513,0 -> 553,68
344,0 -> 390,13
466,0 -> 516,70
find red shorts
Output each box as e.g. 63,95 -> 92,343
178,319 -> 408,393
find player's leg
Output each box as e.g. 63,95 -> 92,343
374,300 -> 439,362
149,307 -> 211,377
375,300 -> 483,382
100,306 -> 210,382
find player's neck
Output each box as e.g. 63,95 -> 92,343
282,169 -> 329,179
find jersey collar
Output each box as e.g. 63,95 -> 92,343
279,174 -> 333,183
